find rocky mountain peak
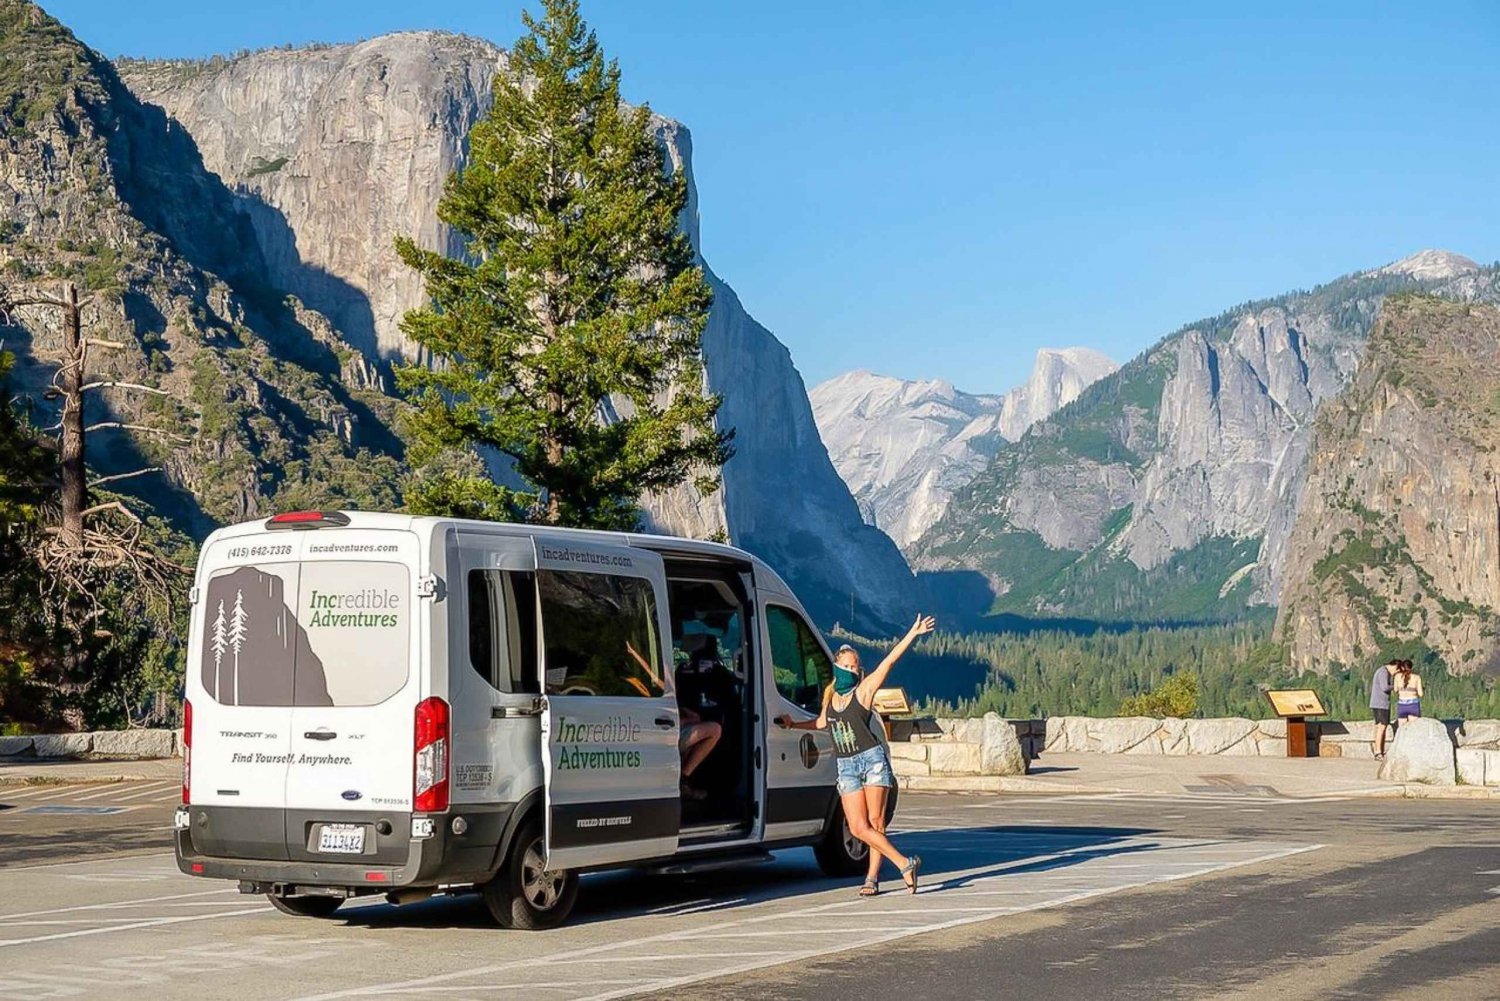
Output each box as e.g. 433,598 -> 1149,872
811,348 -> 1115,550
1377,249 -> 1480,282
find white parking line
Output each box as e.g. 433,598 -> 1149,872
0,906 -> 267,947
0,850 -> 174,873
108,782 -> 182,803
71,783 -> 158,803
0,888 -> 237,921
20,786 -> 120,804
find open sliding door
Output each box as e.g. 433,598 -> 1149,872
534,539 -> 681,869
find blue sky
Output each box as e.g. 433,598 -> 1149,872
50,0 -> 1500,392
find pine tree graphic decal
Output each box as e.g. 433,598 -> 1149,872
228,589 -> 248,706
210,599 -> 228,700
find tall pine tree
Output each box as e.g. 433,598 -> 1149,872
395,0 -> 732,529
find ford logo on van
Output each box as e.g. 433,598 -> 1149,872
341,790 -> 363,802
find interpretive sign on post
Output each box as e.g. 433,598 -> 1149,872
1264,689 -> 1327,758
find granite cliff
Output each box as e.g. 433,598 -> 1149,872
1276,293 -> 1500,674
117,31 -> 915,627
810,348 -> 1116,549
914,252 -> 1494,623
0,0 -> 402,534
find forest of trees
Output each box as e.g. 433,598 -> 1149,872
834,621 -> 1500,721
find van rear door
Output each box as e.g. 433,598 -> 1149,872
188,535 -> 307,860
535,539 -> 681,869
282,529 -> 423,863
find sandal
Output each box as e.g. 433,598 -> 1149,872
900,855 -> 921,894
859,879 -> 879,897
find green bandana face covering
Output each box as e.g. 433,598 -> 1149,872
833,666 -> 860,695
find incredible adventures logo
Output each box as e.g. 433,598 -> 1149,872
555,715 -> 643,770
306,588 -> 403,628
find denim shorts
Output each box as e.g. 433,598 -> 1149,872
836,745 -> 894,796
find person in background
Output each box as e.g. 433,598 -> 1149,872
1393,659 -> 1423,725
1370,658 -> 1396,759
777,614 -> 936,897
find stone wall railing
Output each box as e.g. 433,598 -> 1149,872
1033,715 -> 1500,760
0,729 -> 183,759
882,716 -> 1500,788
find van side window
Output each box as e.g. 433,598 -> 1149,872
766,606 -> 831,713
466,569 -> 539,695
537,570 -> 665,698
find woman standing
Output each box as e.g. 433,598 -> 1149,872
777,613 -> 936,896
1393,659 -> 1423,721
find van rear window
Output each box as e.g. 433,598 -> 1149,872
200,561 -> 411,707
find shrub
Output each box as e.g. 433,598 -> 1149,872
1119,672 -> 1200,717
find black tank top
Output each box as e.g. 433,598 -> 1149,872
827,692 -> 881,757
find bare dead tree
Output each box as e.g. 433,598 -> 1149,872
0,279 -> 192,630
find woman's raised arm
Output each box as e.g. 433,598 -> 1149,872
859,614 -> 936,702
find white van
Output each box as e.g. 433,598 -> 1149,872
174,510 -> 891,928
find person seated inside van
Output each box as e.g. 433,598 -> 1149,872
678,706 -> 720,801
676,635 -> 729,801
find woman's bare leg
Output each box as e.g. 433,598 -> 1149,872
840,790 -> 907,871
863,785 -> 889,883
681,722 -> 721,778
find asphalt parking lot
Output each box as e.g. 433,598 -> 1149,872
1,780 -> 1496,1001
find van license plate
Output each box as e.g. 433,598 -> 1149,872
317,824 -> 365,854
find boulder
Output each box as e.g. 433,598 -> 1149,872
1457,719 -> 1500,749
1456,748 -> 1488,786
0,735 -> 34,757
1379,718 -> 1456,785
1093,717 -> 1161,754
1185,718 -> 1256,755
32,733 -> 94,758
978,712 -> 1027,775
90,729 -> 176,759
928,742 -> 983,775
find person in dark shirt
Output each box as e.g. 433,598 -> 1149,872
1370,659 -> 1395,759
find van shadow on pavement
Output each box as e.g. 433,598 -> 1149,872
336,824 -> 1160,931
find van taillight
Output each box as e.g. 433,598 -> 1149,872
182,699 -> 192,805
413,697 -> 449,813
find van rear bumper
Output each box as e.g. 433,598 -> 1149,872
174,826 -> 446,889
174,803 -> 515,889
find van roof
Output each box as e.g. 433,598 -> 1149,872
204,511 -> 796,598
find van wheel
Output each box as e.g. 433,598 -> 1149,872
482,817 -> 578,930
813,785 -> 899,878
266,893 -> 343,918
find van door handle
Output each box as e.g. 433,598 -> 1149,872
654,717 -> 675,729
304,731 -> 337,741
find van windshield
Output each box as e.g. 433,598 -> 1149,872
199,560 -> 411,707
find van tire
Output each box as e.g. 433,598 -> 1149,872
813,784 -> 899,877
481,816 -> 578,930
266,893 -> 344,918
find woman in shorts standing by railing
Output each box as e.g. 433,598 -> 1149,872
777,613 -> 935,897
1393,659 -> 1423,723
